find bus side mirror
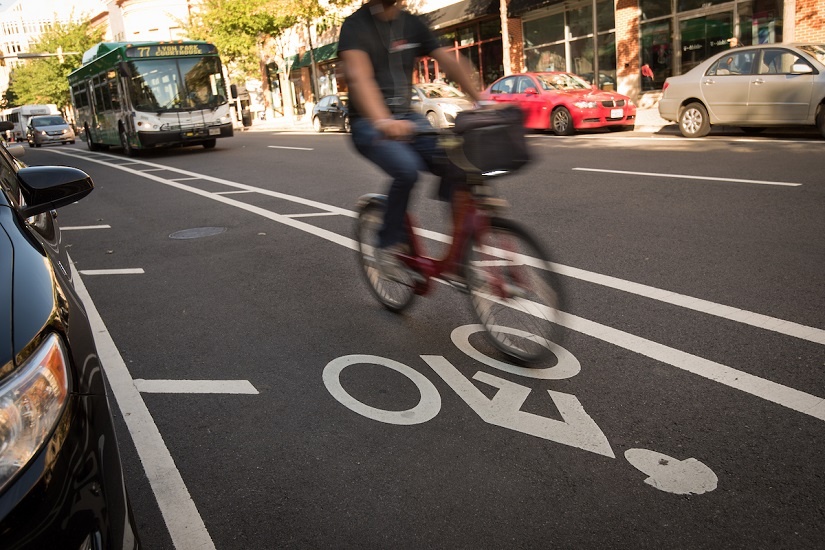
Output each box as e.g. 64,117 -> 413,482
118,61 -> 132,77
230,84 -> 238,100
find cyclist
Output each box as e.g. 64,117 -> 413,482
338,0 -> 481,280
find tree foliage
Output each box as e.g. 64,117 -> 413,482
3,20 -> 104,111
185,0 -> 297,77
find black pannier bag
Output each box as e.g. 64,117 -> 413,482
452,105 -> 530,174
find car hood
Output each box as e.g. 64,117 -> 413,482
33,124 -> 70,132
553,89 -> 629,102
0,205 -> 57,377
426,97 -> 473,107
0,208 -> 14,369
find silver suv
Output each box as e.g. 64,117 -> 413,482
26,115 -> 76,147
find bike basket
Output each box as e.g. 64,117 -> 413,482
453,105 -> 529,174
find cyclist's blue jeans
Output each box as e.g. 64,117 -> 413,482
351,112 -> 464,248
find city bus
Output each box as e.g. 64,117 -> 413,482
0,104 -> 60,142
68,41 -> 233,155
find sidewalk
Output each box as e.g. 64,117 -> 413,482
240,103 -> 675,134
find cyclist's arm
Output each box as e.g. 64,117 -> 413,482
339,49 -> 413,139
429,47 -> 481,103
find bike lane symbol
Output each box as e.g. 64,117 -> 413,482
323,324 -> 718,494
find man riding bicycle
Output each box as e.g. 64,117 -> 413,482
339,0 -> 481,280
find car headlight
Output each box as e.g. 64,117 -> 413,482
40,131 -> 49,136
574,101 -> 598,109
439,103 -> 460,115
0,333 -> 70,491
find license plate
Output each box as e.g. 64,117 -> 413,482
209,128 -> 220,136
611,108 -> 623,119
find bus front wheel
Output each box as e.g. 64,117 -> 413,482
119,127 -> 136,157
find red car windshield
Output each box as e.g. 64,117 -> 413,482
535,73 -> 590,91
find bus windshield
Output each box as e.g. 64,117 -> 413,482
125,56 -> 227,112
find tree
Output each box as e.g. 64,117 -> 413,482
3,19 -> 104,112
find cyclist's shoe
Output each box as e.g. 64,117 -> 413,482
375,244 -> 422,285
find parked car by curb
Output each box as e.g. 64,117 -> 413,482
412,83 -> 474,128
480,72 -> 636,135
0,120 -> 140,548
658,43 -> 825,138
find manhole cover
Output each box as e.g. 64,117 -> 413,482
169,227 -> 227,240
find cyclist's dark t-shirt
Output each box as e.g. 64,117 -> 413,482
338,4 -> 439,120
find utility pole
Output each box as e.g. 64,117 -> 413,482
500,0 -> 512,76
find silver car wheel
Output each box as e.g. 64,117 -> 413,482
682,108 -> 702,133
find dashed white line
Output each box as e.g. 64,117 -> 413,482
267,145 -> 314,151
70,259 -> 215,550
283,212 -> 341,218
78,268 -> 145,275
134,379 -> 259,394
573,167 -> 803,187
62,224 -> 111,230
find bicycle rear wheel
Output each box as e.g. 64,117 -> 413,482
464,218 -> 564,363
355,197 -> 416,312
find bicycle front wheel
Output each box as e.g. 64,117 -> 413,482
464,218 -> 565,363
355,197 -> 416,312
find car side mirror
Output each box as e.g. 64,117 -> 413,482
0,121 -> 12,132
791,63 -> 813,74
118,61 -> 132,78
524,87 -> 538,95
230,84 -> 238,100
16,166 -> 94,218
412,95 -> 421,102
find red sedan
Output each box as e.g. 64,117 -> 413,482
480,72 -> 636,135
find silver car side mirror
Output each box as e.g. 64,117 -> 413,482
791,63 -> 813,74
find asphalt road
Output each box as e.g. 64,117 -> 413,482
21,127 -> 825,549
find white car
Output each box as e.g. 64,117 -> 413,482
26,115 -> 76,147
412,83 -> 474,128
658,44 -> 825,138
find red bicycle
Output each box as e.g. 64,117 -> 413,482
355,161 -> 565,363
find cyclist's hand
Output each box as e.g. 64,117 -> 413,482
375,118 -> 414,140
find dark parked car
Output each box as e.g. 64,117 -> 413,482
312,94 -> 350,132
658,43 -> 825,138
26,115 -> 76,147
0,121 -> 140,548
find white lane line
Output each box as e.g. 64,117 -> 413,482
62,224 -> 111,230
267,145 -> 314,151
51,148 -> 823,346
283,212 -> 341,218
70,259 -> 215,550
573,167 -> 802,187
134,379 -> 259,394
79,268 -> 145,275
140,168 -> 170,172
214,190 -> 255,195
168,177 -> 203,182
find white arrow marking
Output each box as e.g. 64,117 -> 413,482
422,355 -> 614,458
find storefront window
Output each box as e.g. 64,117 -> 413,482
480,19 -> 501,41
597,0 -> 615,32
597,32 -> 617,90
459,27 -> 476,47
738,0 -> 783,45
641,20 -> 673,90
678,0 -> 728,11
523,13 -> 564,47
526,43 -> 566,72
680,12 -> 732,73
640,0 -> 672,21
570,37 -> 594,75
440,31 -> 458,48
568,4 -> 594,38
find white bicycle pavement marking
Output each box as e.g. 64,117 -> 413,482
49,149 -> 825,422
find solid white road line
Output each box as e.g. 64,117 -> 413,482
62,224 -> 112,230
70,260 -> 215,550
78,268 -> 145,275
214,190 -> 255,195
573,167 -> 803,187
134,379 -> 259,394
283,212 -> 341,218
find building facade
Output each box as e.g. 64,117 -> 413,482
273,0 -> 824,116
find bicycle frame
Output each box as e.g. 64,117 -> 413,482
396,188 -> 507,297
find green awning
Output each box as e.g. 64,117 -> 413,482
292,42 -> 338,69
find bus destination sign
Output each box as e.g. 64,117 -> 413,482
125,44 -> 217,58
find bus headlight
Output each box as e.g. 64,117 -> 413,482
0,333 -> 70,491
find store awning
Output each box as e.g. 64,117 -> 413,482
293,42 -> 339,69
422,0 -> 499,31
